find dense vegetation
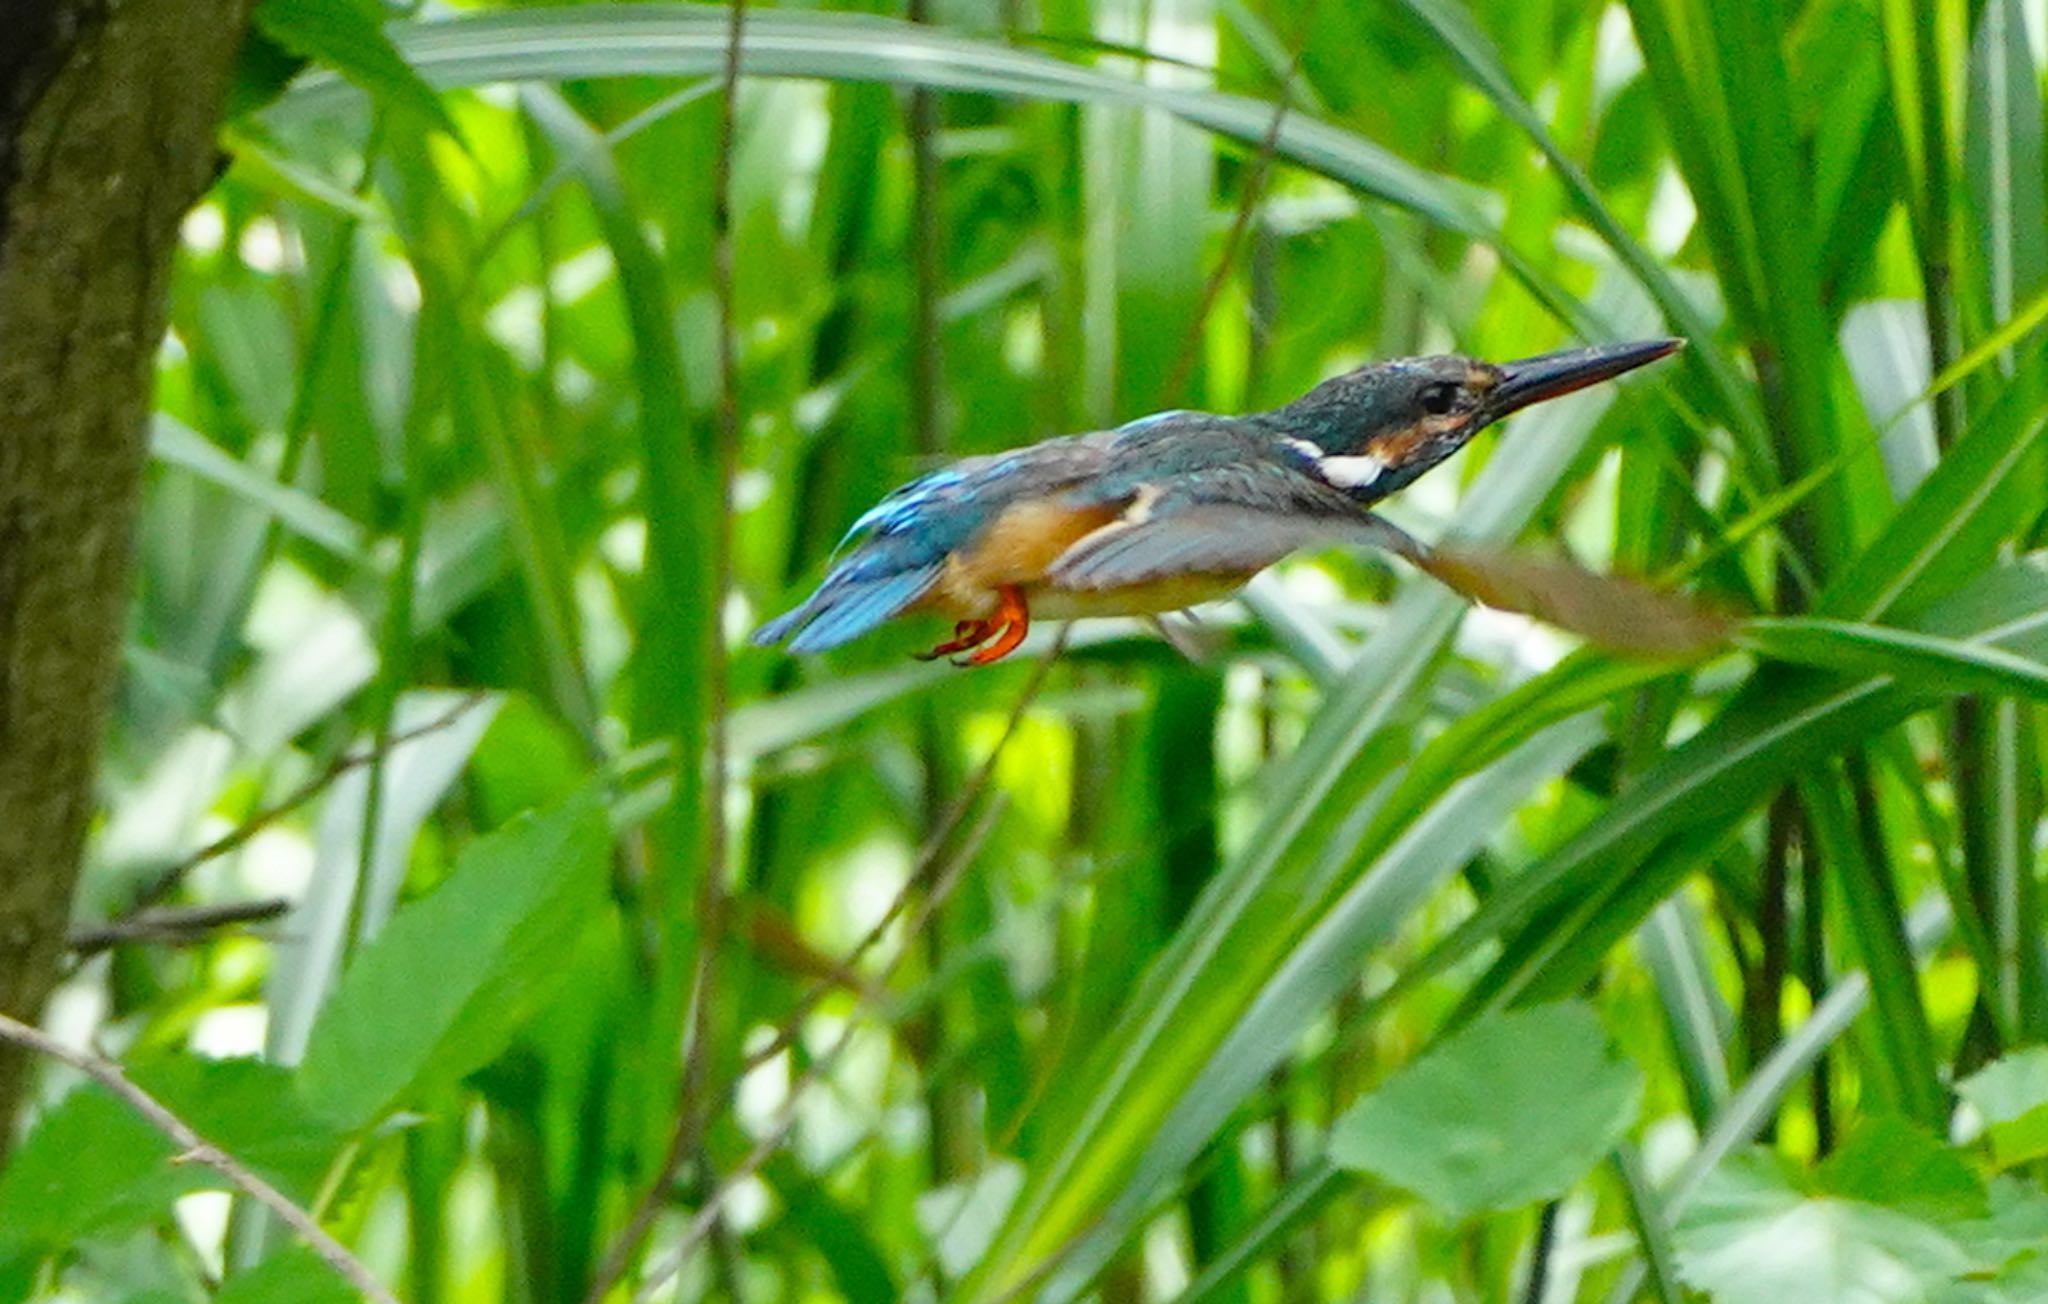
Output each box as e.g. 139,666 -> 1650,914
2,0 -> 2045,1301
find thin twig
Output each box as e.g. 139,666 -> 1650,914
628,628 -> 1071,1304
0,1012 -> 398,1304
738,628 -> 1066,1077
68,898 -> 291,956
685,0 -> 748,1248
127,692 -> 494,913
577,8 -> 748,1302
634,810 -> 1002,1304
736,794 -> 1007,1078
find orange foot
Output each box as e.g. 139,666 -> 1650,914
915,585 -> 1031,667
915,619 -> 991,661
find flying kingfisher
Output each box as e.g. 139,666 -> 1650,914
754,338 -> 1697,665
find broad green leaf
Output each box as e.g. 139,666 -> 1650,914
1534,965 -> 1891,1304
131,1056 -> 348,1203
1817,1118 -> 1989,1221
1326,1003 -> 1641,1220
296,788 -> 609,1129
0,1086 -> 186,1250
1958,1049 -> 2048,1167
266,691 -> 503,1069
468,694 -> 590,826
0,1056 -> 345,1252
256,0 -> 456,135
1934,1251 -> 2048,1304
1939,1179 -> 2048,1300
215,1249 -> 362,1304
1675,1153 -> 1973,1304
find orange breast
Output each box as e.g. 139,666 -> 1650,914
920,496 -> 1254,620
926,498 -> 1124,616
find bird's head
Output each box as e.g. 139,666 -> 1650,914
1266,338 -> 1684,501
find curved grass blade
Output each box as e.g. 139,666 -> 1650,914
1741,616 -> 2048,702
271,5 -> 1492,237
1452,556 -> 2048,1016
1819,373 -> 2048,620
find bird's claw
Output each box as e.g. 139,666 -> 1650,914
917,586 -> 1032,667
916,620 -> 990,661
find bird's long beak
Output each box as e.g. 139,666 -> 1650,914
1486,338 -> 1684,420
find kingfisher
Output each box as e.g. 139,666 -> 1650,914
754,338 -> 1692,665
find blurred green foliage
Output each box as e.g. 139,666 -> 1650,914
5,0 -> 2048,1300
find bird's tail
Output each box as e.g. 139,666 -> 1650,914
751,563 -> 944,654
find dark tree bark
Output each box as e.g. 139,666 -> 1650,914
0,0 -> 254,1160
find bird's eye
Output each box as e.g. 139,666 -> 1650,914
1420,383 -> 1460,415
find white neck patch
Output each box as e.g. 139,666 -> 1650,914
1315,452 -> 1386,489
1282,437 -> 1386,491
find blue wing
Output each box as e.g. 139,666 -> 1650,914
752,436 -> 1110,652
754,559 -> 947,653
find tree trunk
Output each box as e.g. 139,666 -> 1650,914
0,0 -> 253,1160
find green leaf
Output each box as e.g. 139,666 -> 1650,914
1391,0 -> 1767,464
1817,1118 -> 1989,1221
226,27 -> 312,120
1965,0 -> 2048,327
256,0 -> 456,136
1928,283 -> 2048,399
1676,1153 -> 1973,1304
221,128 -> 385,223
132,1056 -> 349,1203
1958,1048 -> 2048,1167
0,1056 -> 345,1252
296,788 -> 610,1130
1326,1003 -> 1641,1219
1942,1179 -> 2048,1299
1671,1146 -> 1974,1301
215,1249 -> 362,1304
0,1085 -> 187,1250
